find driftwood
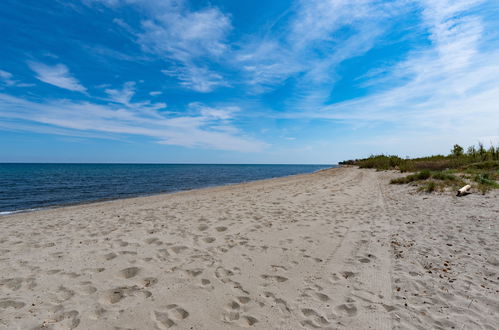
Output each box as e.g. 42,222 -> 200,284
456,184 -> 471,197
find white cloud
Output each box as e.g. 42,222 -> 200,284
421,0 -> 484,71
104,81 -> 167,112
162,65 -> 228,92
92,0 -> 232,92
28,61 -> 86,92
188,102 -> 239,120
0,70 -> 15,87
282,0 -> 499,152
138,4 -> 231,92
0,93 -> 266,152
105,81 -> 136,105
149,91 -> 162,96
138,6 -> 231,61
0,70 -> 34,88
235,0 -> 407,92
0,70 -> 13,81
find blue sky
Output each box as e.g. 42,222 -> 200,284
1,0 -> 498,163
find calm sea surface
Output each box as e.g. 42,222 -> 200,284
0,164 -> 332,214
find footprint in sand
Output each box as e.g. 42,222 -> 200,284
169,246 -> 188,254
198,224 -> 210,231
200,278 -> 211,286
0,299 -> 26,309
152,304 -> 189,329
357,253 -> 376,264
142,277 -> 158,288
237,296 -> 251,304
203,237 -> 216,243
156,248 -> 170,260
0,278 -> 36,291
341,271 -> 356,279
45,310 -> 80,329
145,237 -> 162,245
314,291 -> 330,302
300,308 -> 330,328
222,309 -> 258,327
225,300 -> 240,311
263,291 -> 291,313
103,285 -> 151,304
77,284 -> 98,295
55,286 -> 75,302
118,267 -> 141,279
260,274 -> 288,286
104,288 -> 125,304
103,252 -> 117,260
335,303 -> 358,317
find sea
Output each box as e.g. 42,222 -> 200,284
0,163 -> 332,214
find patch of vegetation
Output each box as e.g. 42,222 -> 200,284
421,181 -> 436,193
463,161 -> 499,170
474,173 -> 499,187
341,143 -> 499,194
390,170 -> 431,184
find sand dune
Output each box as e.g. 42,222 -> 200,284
0,167 -> 497,329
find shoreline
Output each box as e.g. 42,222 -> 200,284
1,167 -> 497,329
0,166 -> 335,217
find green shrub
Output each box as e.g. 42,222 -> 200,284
464,161 -> 499,170
390,170 -> 430,184
345,142 -> 499,194
474,174 -> 499,187
416,170 -> 431,180
432,172 -> 457,181
425,182 -> 436,193
344,143 -> 499,171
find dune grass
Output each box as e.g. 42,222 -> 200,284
340,143 -> 499,194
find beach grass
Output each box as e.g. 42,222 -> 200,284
340,143 -> 499,193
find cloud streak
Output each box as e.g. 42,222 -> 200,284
93,0 -> 232,92
281,0 -> 499,151
235,0 -> 408,93
28,62 -> 86,92
0,93 -> 266,152
0,69 -> 33,88
161,66 -> 228,92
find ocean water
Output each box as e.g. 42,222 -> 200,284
0,163 -> 332,214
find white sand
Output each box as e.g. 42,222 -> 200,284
0,167 -> 497,329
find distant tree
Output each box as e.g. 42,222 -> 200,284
451,144 -> 464,157
478,142 -> 486,160
467,145 -> 477,159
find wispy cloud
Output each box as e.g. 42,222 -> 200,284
188,102 -> 238,120
283,0 -> 499,151
0,93 -> 266,152
91,0 -> 232,92
28,61 -> 86,92
235,0 -> 408,92
105,81 -> 136,106
0,70 -> 14,86
162,65 -> 228,92
104,81 -> 167,113
0,69 -> 33,88
139,4 -> 231,92
137,5 -> 231,61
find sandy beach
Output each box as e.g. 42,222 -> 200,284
0,167 -> 497,330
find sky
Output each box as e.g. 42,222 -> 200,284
1,0 -> 498,164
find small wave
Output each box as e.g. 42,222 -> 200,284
0,208 -> 40,216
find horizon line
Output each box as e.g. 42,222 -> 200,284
0,162 -> 336,166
